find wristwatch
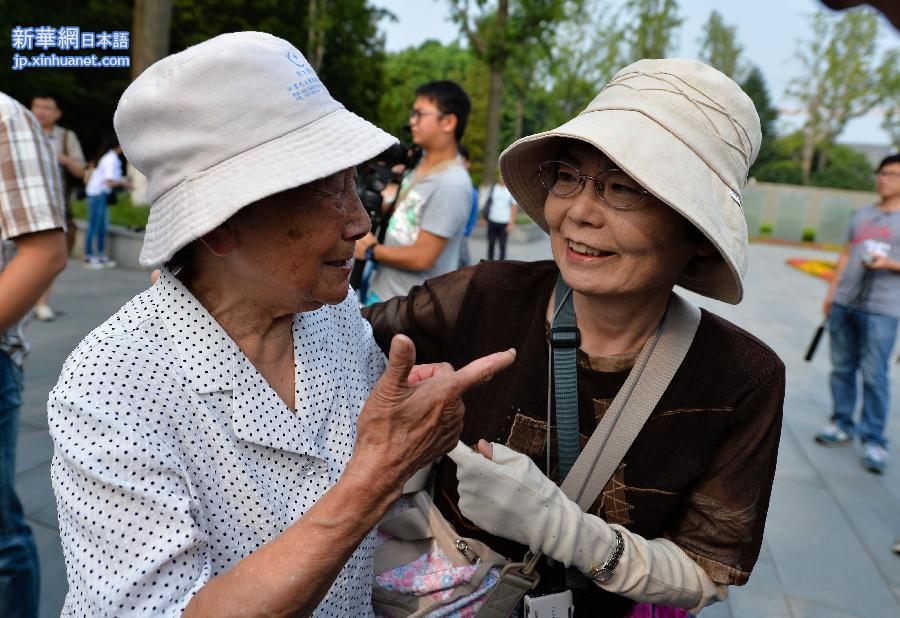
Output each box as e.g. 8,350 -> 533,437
587,528 -> 624,582
365,243 -> 377,262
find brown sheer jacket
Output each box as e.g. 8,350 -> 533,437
363,260 -> 784,615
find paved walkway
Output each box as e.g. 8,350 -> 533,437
16,237 -> 900,617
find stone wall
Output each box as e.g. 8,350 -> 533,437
743,182 -> 878,244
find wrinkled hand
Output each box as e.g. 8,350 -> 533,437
448,440 -> 615,573
351,336 -> 515,495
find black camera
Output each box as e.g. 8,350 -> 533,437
355,142 -> 422,238
350,142 -> 422,296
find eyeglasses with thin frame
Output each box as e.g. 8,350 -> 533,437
409,109 -> 445,122
876,169 -> 900,179
538,160 -> 650,210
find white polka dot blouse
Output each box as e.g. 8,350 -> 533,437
48,269 -> 387,616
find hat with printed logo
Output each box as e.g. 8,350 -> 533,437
114,31 -> 396,267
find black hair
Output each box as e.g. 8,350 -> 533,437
877,153 -> 900,172
167,240 -> 199,282
458,144 -> 470,161
91,134 -> 120,166
30,93 -> 59,107
415,80 -> 470,142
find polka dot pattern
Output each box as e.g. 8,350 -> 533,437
48,269 -> 387,616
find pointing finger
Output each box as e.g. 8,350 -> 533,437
448,348 -> 516,398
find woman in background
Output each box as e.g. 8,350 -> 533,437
82,134 -> 129,269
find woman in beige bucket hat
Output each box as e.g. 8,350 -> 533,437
46,32 -> 517,616
366,58 -> 785,616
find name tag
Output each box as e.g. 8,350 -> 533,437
524,589 -> 574,617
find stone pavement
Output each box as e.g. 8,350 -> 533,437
15,236 -> 900,617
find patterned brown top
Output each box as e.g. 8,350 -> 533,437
364,260 -> 784,617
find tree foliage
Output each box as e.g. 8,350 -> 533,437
621,0 -> 682,62
374,40 -> 475,138
447,0 -> 572,183
741,65 -> 779,176
788,9 -> 890,183
0,0 -> 388,158
169,0 -> 388,119
809,143 -> 876,191
877,48 -> 900,150
0,0 -> 133,159
536,2 -> 623,128
697,9 -> 742,80
754,131 -> 877,191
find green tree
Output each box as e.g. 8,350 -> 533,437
375,40 -> 475,138
810,143 -> 877,191
877,48 -> 900,150
448,0 -> 572,184
537,1 -> 623,129
0,0 -> 134,159
741,65 -> 779,176
170,0 -> 389,119
697,9 -> 742,80
622,0 -> 682,62
788,9 -> 887,184
374,39 -> 501,183
751,131 -> 878,191
0,0 -> 389,160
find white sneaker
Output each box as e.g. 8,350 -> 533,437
99,256 -> 117,269
815,423 -> 851,446
33,304 -> 55,322
862,443 -> 888,474
84,257 -> 104,270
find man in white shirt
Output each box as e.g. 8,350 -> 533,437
484,175 -> 517,261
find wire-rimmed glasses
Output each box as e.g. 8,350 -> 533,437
539,160 -> 649,209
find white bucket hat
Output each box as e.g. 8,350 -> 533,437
499,58 -> 761,304
114,31 -> 397,267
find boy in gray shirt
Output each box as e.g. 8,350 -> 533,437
816,154 -> 900,474
356,81 -> 472,304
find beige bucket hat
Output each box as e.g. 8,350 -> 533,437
499,58 -> 761,304
114,32 -> 397,267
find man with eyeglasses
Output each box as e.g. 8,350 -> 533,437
816,153 -> 900,474
355,81 -> 473,304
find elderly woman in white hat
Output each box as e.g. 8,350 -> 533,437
365,58 -> 784,616
46,32 -> 514,616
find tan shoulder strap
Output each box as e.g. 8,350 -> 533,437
478,294 -> 700,616
560,293 -> 701,509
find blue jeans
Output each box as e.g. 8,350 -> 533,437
828,304 -> 899,448
85,193 -> 108,258
0,351 -> 39,617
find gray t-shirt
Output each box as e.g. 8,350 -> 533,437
369,160 -> 472,301
833,204 -> 900,319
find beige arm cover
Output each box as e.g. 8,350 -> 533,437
449,443 -> 729,612
601,525 -> 729,613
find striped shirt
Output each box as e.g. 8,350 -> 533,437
0,91 -> 65,365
